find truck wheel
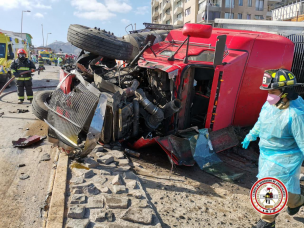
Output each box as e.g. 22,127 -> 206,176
67,24 -> 134,60
32,90 -> 53,120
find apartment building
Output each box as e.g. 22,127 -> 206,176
151,0 -> 272,24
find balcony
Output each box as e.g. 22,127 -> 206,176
268,0 -> 282,2
174,16 -> 184,25
152,10 -> 159,18
208,2 -> 222,11
174,3 -> 183,15
163,0 -> 171,11
152,0 -> 159,8
162,12 -> 171,22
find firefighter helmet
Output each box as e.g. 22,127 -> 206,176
17,49 -> 27,56
260,69 -> 298,90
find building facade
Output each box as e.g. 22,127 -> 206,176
151,0 -> 272,24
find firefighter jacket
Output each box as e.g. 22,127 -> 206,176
38,58 -> 44,65
10,58 -> 36,81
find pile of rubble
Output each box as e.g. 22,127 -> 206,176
65,144 -> 161,228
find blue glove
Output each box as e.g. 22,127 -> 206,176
241,136 -> 251,149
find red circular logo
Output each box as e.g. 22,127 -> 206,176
250,177 -> 288,215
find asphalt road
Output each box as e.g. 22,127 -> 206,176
0,65 -> 59,228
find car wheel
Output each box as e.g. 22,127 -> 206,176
32,90 -> 53,120
67,24 -> 134,60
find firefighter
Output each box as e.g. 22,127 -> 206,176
242,69 -> 304,228
38,56 -> 44,75
58,57 -> 63,67
54,56 -> 58,66
10,49 -> 36,104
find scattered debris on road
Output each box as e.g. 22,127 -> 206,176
0,112 -> 3,117
20,174 -> 30,180
124,148 -> 140,158
12,135 -> 46,147
9,109 -> 29,113
18,164 -> 26,167
40,153 -> 51,162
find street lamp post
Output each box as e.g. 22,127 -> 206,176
41,24 -> 44,47
21,10 -> 31,38
46,33 -> 52,47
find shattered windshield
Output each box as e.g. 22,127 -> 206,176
0,43 -> 5,58
160,50 -> 175,56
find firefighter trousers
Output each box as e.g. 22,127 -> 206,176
16,78 -> 33,101
261,192 -> 304,223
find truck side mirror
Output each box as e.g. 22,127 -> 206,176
182,23 -> 213,38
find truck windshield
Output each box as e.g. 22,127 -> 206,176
0,43 -> 5,58
41,54 -> 50,58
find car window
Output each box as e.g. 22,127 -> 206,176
188,50 -> 215,62
0,43 -> 6,58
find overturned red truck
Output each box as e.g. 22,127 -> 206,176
34,23 -> 295,165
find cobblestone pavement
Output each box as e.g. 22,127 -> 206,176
65,144 -> 161,228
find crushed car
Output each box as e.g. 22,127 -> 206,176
32,23 -> 296,165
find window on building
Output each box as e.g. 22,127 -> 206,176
166,8 -> 171,14
255,0 -> 264,11
238,13 -> 242,19
185,0 -> 190,3
160,13 -> 162,20
155,6 -> 158,12
225,0 -> 235,8
224,12 -> 234,18
247,14 -> 251,19
239,0 -> 243,6
160,3 -> 162,9
255,15 -> 264,19
198,1 -> 205,12
177,0 -> 182,7
177,13 -> 182,20
185,7 -> 191,16
208,11 -> 221,20
248,0 -> 252,7
166,19 -> 171,24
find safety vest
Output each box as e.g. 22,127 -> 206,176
10,58 -> 35,80
38,58 -> 44,64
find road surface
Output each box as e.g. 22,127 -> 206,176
0,65 -> 59,228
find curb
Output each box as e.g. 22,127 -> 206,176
45,150 -> 69,228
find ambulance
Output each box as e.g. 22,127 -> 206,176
0,32 -> 30,87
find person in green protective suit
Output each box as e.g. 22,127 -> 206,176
242,69 -> 304,228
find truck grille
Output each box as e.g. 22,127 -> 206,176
284,34 -> 304,94
46,83 -> 99,147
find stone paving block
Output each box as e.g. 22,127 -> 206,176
126,180 -> 137,189
99,186 -> 110,193
96,152 -> 106,157
92,175 -> 108,185
84,157 -> 99,168
113,166 -> 131,172
98,163 -> 117,169
107,150 -> 125,159
132,199 -> 150,208
73,169 -> 95,179
72,183 -> 100,195
113,185 -> 127,194
121,207 -> 153,225
87,197 -> 104,208
118,159 -> 129,166
71,194 -> 87,204
70,176 -> 85,185
94,210 -> 115,222
98,155 -> 114,164
123,171 -> 137,180
127,190 -> 143,199
66,218 -> 89,228
94,145 -> 104,152
100,169 -> 112,175
104,196 -> 129,209
111,174 -> 124,185
68,205 -> 86,219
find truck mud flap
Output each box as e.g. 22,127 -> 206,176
209,126 -> 239,153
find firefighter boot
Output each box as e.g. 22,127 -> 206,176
287,203 -> 304,216
18,100 -> 23,104
256,219 -> 275,228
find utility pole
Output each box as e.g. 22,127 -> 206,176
21,10 -> 31,38
230,0 -> 232,19
41,24 -> 44,47
46,33 -> 52,46
206,0 -> 209,23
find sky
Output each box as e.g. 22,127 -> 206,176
0,0 -> 151,47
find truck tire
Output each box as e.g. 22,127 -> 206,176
32,90 -> 52,120
67,24 -> 134,60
